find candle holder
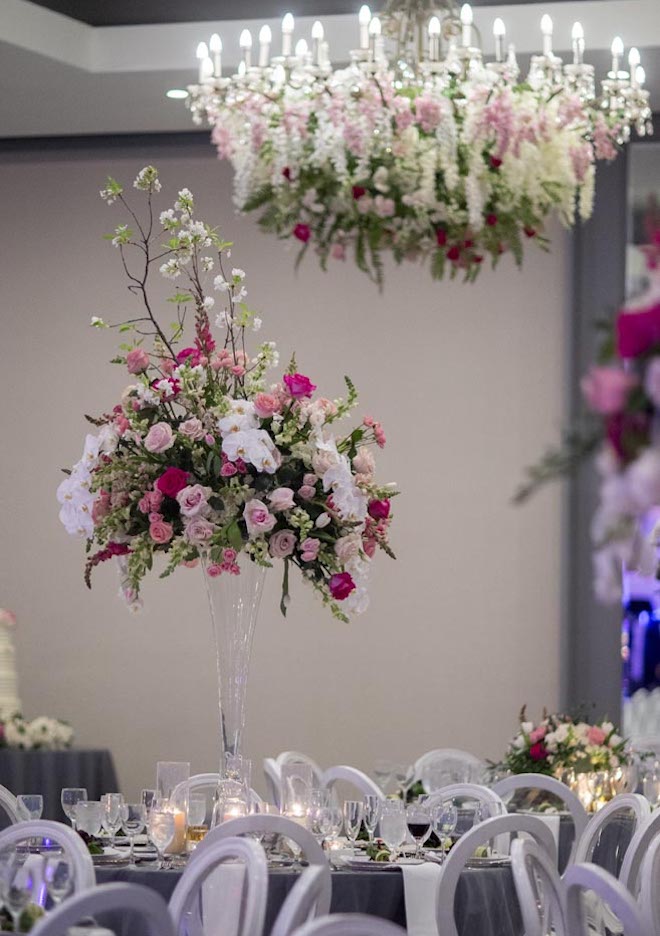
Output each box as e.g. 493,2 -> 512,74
281,763 -> 314,824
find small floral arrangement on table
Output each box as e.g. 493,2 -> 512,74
57,166 -> 397,620
498,707 -> 630,777
516,211 -> 660,603
0,711 -> 74,752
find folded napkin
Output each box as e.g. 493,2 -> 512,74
401,862 -> 442,936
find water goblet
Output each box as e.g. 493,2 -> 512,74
343,800 -> 364,852
406,802 -> 431,858
101,793 -> 125,845
363,795 -> 381,845
148,808 -> 175,869
16,795 -> 43,822
74,801 -> 103,837
325,804 -> 343,847
61,788 -> 87,830
3,859 -> 36,933
307,791 -> 329,846
379,800 -> 406,862
432,802 -> 458,861
120,803 -> 147,867
43,857 -> 72,907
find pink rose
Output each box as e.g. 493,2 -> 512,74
184,516 -> 216,545
179,418 -> 205,441
529,726 -> 547,744
335,534 -> 361,563
223,548 -> 237,563
298,485 -> 316,501
283,373 -> 317,399
303,474 -> 317,487
329,572 -> 356,601
206,563 -> 223,577
300,537 -> 320,562
587,726 -> 607,746
144,422 -> 175,453
150,519 -> 173,544
221,462 -> 238,478
254,393 -> 281,419
581,367 -> 638,415
268,488 -> 296,512
269,529 -> 297,558
243,499 -> 277,537
126,349 -> 150,374
176,484 -> 212,518
156,467 -> 189,499
368,499 -> 391,520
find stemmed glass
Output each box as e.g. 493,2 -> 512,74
74,801 -> 103,837
406,802 -> 431,858
43,857 -> 72,907
101,793 -> 125,845
363,795 -> 381,845
325,804 -> 344,848
343,801 -> 364,852
393,764 -> 416,801
120,804 -> 147,867
373,760 -> 395,795
308,791 -> 329,846
16,795 -> 43,822
0,855 -> 36,933
379,800 -> 407,862
432,802 -> 458,861
61,788 -> 87,830
148,808 -> 175,869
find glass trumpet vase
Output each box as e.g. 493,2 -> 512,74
202,556 -> 267,765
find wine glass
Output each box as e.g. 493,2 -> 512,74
74,801 -> 103,837
343,801 -> 364,851
141,789 -> 158,815
325,804 -> 343,847
16,795 -> 43,822
308,790 -> 329,846
406,802 -> 431,858
393,764 -> 416,801
148,808 -> 175,869
120,803 -> 146,866
61,788 -> 87,830
432,802 -> 458,861
363,795 -> 381,845
379,799 -> 406,862
101,793 -> 125,845
2,859 -> 36,933
373,759 -> 395,795
43,857 -> 72,907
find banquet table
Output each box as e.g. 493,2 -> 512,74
0,749 -> 118,823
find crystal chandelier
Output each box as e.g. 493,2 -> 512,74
187,1 -> 652,286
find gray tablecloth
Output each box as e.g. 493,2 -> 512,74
95,865 -> 521,936
0,749 -> 119,822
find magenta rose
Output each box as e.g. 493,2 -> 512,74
176,484 -> 211,518
617,302 -> 660,358
529,742 -> 548,762
150,519 -> 173,544
283,373 -> 317,399
126,348 -> 150,374
293,223 -> 311,243
268,488 -> 296,512
254,392 -> 281,419
144,422 -> 175,453
156,467 -> 189,499
243,499 -> 277,537
269,529 -> 297,558
368,499 -> 391,520
328,572 -> 356,601
580,367 -> 637,415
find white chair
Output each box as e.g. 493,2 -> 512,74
264,753 -> 324,810
188,814 -> 332,917
564,862 -> 646,936
30,882 -> 175,936
0,785 -> 20,825
638,831 -> 660,935
322,767 -> 383,801
436,814 -> 557,936
492,772 -> 589,866
424,784 -> 508,856
0,820 -> 95,891
169,835 -> 267,936
291,915 -> 406,936
574,794 -> 650,868
511,838 -> 568,936
414,748 -> 484,790
619,806 -> 660,895
271,866 -> 326,936
171,773 -> 262,819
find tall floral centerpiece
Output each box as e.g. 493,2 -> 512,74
57,166 -> 397,761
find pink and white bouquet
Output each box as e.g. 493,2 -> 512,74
499,708 -> 629,776
57,166 -> 397,620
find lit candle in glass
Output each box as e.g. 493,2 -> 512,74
628,46 -> 640,86
311,21 -> 324,66
165,807 -> 187,855
282,13 -> 295,57
368,16 -> 381,59
493,18 -> 505,63
571,22 -> 584,66
259,25 -> 272,67
359,5 -> 371,51
611,36 -> 623,77
240,29 -> 253,68
196,41 -> 209,83
209,33 -> 222,77
428,17 -> 441,62
460,4 -> 473,47
541,15 -> 553,57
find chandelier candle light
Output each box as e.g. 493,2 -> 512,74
187,2 -> 652,286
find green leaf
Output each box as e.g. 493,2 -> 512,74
226,520 -> 244,552
280,558 -> 290,617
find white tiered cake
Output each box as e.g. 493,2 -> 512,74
0,611 -> 21,717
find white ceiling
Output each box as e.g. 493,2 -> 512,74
1,0 -> 658,138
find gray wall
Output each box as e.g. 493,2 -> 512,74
0,139 -> 568,798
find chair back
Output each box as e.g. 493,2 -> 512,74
271,866 -> 326,936
574,793 -> 650,868
169,835 -> 268,936
172,773 -> 262,820
619,806 -> 660,895
188,814 -> 331,916
564,862 -> 646,936
424,784 -> 508,855
638,832 -> 660,936
322,767 -> 383,800
276,752 -> 324,786
30,882 -> 175,936
511,838 -> 567,936
436,813 -> 557,936
0,785 -> 20,825
264,754 -> 324,811
414,748 -> 484,789
291,915 -> 406,936
492,772 -> 588,866
0,820 -> 95,891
